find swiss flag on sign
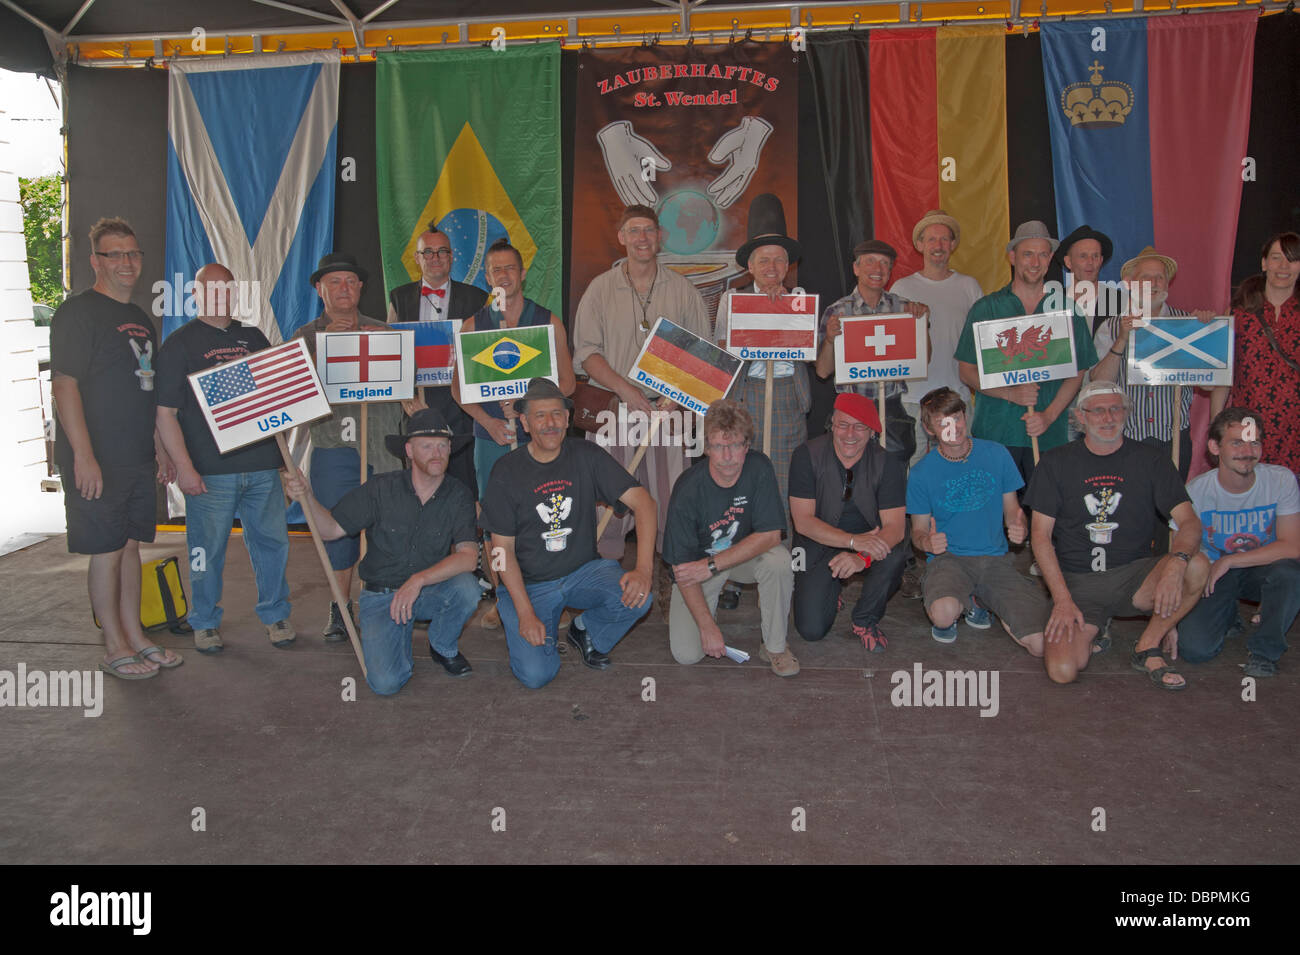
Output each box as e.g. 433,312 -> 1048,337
841,316 -> 918,363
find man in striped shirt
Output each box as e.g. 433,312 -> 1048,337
1088,246 -> 1217,482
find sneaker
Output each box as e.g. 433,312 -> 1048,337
322,601 -> 354,643
718,585 -> 741,610
899,566 -> 922,599
964,605 -> 992,630
194,627 -> 223,654
266,619 -> 296,648
1243,654 -> 1277,678
931,622 -> 958,644
758,645 -> 800,677
854,622 -> 888,653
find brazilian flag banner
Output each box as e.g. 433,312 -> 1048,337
454,323 -> 557,404
376,46 -> 561,316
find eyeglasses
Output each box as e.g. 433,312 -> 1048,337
842,466 -> 856,501
1080,404 -> 1126,419
416,248 -> 452,259
707,440 -> 748,455
94,250 -> 143,262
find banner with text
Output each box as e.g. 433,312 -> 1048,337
316,330 -> 415,403
455,323 -> 558,404
834,313 -> 929,386
631,318 -> 743,415
1127,316 -> 1233,387
973,311 -> 1078,391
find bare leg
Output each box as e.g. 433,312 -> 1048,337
1130,554 -> 1209,688
90,545 -> 155,675
1006,621 -> 1044,658
927,596 -> 962,629
1044,621 -> 1099,684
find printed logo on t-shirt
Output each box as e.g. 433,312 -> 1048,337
129,339 -> 155,392
1082,476 -> 1124,545
1202,505 -> 1276,554
706,496 -> 749,554
943,469 -> 997,513
533,479 -> 574,552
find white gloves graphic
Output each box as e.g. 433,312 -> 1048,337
597,121 -> 672,206
706,116 -> 773,209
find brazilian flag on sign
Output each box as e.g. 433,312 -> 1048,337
376,46 -> 561,317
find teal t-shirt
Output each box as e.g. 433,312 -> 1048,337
906,439 -> 1024,557
954,284 -> 1098,449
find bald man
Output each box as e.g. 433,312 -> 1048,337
156,263 -> 295,655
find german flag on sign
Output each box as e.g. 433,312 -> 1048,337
630,318 -> 743,414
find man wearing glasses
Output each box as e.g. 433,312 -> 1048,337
387,224 -> 487,495
51,217 -> 183,679
662,400 -> 798,677
788,393 -> 908,653
1023,381 -> 1209,690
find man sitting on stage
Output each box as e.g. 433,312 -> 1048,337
479,378 -> 656,689
284,409 -> 481,695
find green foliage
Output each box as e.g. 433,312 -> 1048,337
18,173 -> 65,308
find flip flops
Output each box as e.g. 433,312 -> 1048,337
99,656 -> 158,680
136,645 -> 183,668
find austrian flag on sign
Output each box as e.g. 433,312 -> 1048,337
316,330 -> 415,403
725,292 -> 820,362
833,313 -> 928,385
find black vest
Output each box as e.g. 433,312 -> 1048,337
388,279 -> 488,324
794,433 -> 888,548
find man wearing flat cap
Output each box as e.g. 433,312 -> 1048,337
1053,224 -> 1114,335
293,252 -> 406,644
284,409 -> 482,694
891,209 -> 985,465
955,221 -> 1099,489
1088,245 -> 1216,483
788,392 -> 908,653
479,378 -> 657,689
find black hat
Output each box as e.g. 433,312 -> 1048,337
1053,224 -> 1114,270
511,377 -> 573,416
851,239 -> 898,262
384,409 -> 469,460
735,193 -> 801,270
310,251 -> 368,286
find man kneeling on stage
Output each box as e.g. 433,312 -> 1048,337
284,409 -> 481,695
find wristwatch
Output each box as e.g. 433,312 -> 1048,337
707,556 -> 718,574
1173,551 -> 1192,563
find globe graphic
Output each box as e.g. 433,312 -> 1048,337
658,190 -> 720,255
493,340 -> 522,371
437,208 -> 510,290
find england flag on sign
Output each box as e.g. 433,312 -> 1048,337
316,331 -> 416,403
1128,316 -> 1234,387
165,53 -> 340,344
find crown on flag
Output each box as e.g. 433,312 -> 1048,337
1061,60 -> 1133,128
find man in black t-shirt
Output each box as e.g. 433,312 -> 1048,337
479,379 -> 657,688
663,401 -> 797,676
789,393 -> 908,652
1024,381 -> 1209,690
51,217 -> 181,679
156,263 -> 295,655
285,409 -> 481,695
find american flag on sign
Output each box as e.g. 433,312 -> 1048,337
195,340 -> 324,431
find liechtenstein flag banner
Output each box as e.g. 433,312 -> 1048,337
1042,13 -> 1255,309
164,53 -> 340,343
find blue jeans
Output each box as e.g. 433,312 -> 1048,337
1179,559 -> 1300,664
185,469 -> 291,630
497,558 -> 651,689
357,572 -> 481,695
311,446 -> 373,571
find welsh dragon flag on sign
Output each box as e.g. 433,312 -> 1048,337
972,310 -> 1079,391
375,46 -> 562,316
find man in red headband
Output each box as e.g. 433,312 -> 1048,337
788,392 -> 908,652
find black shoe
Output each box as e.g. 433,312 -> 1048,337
566,618 -> 611,670
322,601 -> 354,643
429,647 -> 473,677
717,586 -> 741,611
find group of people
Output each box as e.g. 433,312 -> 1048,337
51,205 -> 1300,694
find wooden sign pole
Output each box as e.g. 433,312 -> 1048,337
878,388 -> 888,449
358,403 -> 368,562
762,368 -> 774,456
1170,385 -> 1183,470
596,399 -> 667,539
277,434 -> 367,677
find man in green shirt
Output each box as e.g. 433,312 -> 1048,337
955,220 -> 1098,488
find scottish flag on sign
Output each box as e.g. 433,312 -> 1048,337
164,53 -> 339,343
1128,317 -> 1233,387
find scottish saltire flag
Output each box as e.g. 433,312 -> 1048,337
390,321 -> 458,386
188,340 -> 331,454
165,53 -> 340,343
1041,15 -> 1254,306
454,324 -> 557,404
1128,317 -> 1233,388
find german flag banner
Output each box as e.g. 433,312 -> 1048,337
630,318 -> 742,416
454,323 -> 557,405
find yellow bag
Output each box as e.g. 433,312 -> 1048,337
93,556 -> 193,635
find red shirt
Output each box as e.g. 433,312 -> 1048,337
1230,294 -> 1300,473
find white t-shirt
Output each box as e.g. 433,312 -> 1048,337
889,270 -> 983,401
1184,463 -> 1300,561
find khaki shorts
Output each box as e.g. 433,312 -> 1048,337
1062,556 -> 1163,630
922,551 -> 1050,639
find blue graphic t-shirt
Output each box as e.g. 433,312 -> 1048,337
906,438 -> 1024,557
1184,464 -> 1300,561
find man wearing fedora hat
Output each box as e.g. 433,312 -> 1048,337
890,210 -> 985,464
480,378 -> 657,689
955,221 -> 1098,489
1089,245 -> 1216,483
293,252 -> 406,644
1052,224 -> 1114,336
284,409 -> 482,694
